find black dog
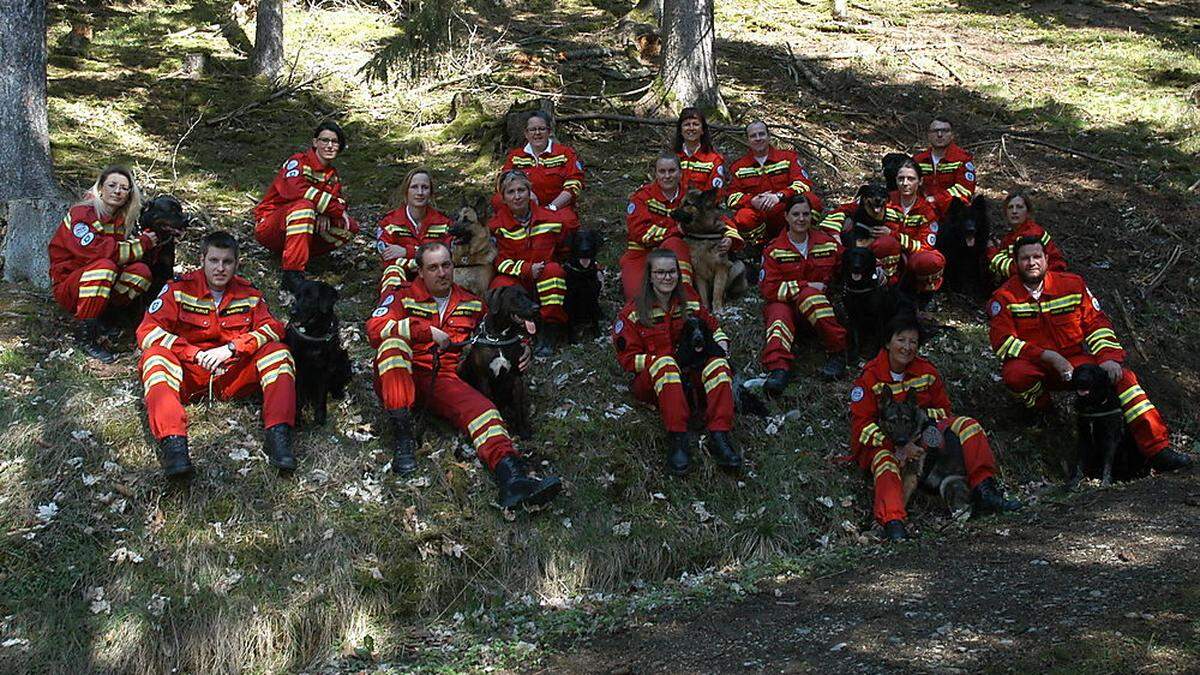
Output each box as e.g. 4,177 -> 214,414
881,153 -> 912,192
562,228 -> 604,343
841,247 -> 911,357
138,195 -> 191,301
937,196 -> 991,296
459,285 -> 540,438
1069,364 -> 1149,488
284,280 -> 352,426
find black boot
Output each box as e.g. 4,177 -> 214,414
77,319 -> 116,364
971,477 -> 1022,515
492,456 -> 562,510
666,431 -> 691,476
263,423 -> 297,472
281,270 -> 306,295
1150,448 -> 1193,473
389,409 -> 418,475
883,519 -> 908,541
707,431 -> 742,469
763,369 -> 790,397
158,435 -> 193,478
818,352 -> 847,381
534,323 -> 563,358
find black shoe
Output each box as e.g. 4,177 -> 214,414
534,323 -> 563,358
492,456 -> 562,510
666,431 -> 692,476
158,435 -> 193,478
1150,448 -> 1193,473
78,319 -> 116,364
763,369 -> 790,397
818,352 -> 847,381
707,431 -> 742,469
883,519 -> 908,541
281,270 -> 306,295
389,409 -> 418,475
263,423 -> 297,472
971,477 -> 1022,515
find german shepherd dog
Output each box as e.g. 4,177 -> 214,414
562,228 -> 604,343
841,247 -> 910,358
876,388 -> 972,520
1068,363 -> 1150,488
138,195 -> 191,301
459,285 -> 540,438
672,187 -> 748,313
938,196 -> 991,296
285,280 -> 352,426
448,200 -> 496,297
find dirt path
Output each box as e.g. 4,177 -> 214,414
541,472 -> 1200,674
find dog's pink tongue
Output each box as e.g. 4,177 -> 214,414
851,272 -> 863,281
524,320 -> 538,335
579,258 -> 592,268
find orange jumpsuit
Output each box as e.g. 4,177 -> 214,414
759,228 -> 847,370
677,146 -> 727,192
366,278 -> 519,470
500,139 -> 584,235
913,143 -> 976,219
254,148 -> 359,272
620,182 -> 694,300
49,204 -> 154,320
988,271 -> 1169,458
488,204 -> 569,325
849,351 -> 998,525
885,192 -> 946,292
724,147 -> 822,243
137,271 -> 296,440
985,218 -> 1067,283
375,205 -> 453,291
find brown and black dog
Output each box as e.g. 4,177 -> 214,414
449,200 -> 496,297
458,285 -> 539,438
876,388 -> 972,520
672,187 -> 748,313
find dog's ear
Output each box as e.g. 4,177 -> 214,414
484,286 -> 503,311
326,283 -> 339,305
701,186 -> 720,205
877,386 -> 892,405
473,194 -> 489,220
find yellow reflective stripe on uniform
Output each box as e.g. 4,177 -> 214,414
467,409 -> 503,436
260,362 -> 295,387
142,354 -> 183,380
255,350 -> 292,373
80,269 -> 118,283
1117,385 -> 1145,405
1122,400 -> 1155,424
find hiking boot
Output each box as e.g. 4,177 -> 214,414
78,319 -> 116,364
763,369 -> 790,397
1149,448 -> 1193,473
263,423 -> 297,472
883,519 -> 908,541
158,435 -> 193,478
493,456 -> 562,510
666,431 -> 692,476
707,431 -> 742,469
971,477 -> 1022,515
281,270 -> 306,295
534,323 -> 563,358
818,352 -> 847,381
389,409 -> 418,475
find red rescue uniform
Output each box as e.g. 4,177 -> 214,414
913,143 -> 976,219
677,146 -> 727,192
375,205 -> 453,291
254,148 -> 359,272
849,351 -> 999,525
816,201 -> 904,285
885,192 -> 946,292
620,182 -> 695,300
985,219 -> 1067,283
760,228 -> 847,371
613,292 -> 735,433
501,139 -> 584,230
488,204 -> 569,326
724,147 -> 823,243
49,204 -> 154,320
366,278 -> 519,470
988,271 -> 1169,457
137,271 -> 296,440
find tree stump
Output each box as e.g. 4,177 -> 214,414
182,53 -> 208,79
1,198 -> 69,288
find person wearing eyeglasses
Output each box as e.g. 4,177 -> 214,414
499,111 -> 584,240
612,248 -> 741,476
912,116 -> 976,220
254,121 -> 359,294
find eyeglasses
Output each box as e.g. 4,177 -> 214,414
526,126 -> 550,133
651,269 -> 678,278
929,127 -> 952,134
314,137 -> 340,146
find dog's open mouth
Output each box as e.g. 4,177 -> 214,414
576,257 -> 592,268
851,272 -> 864,281
513,314 -> 537,335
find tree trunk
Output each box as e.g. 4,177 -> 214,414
831,0 -> 849,20
251,0 -> 284,81
639,0 -> 725,117
1,0 -> 66,287
631,0 -> 663,22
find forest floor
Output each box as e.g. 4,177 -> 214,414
0,0 -> 1197,671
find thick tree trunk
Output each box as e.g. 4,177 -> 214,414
251,0 -> 284,81
631,0 -> 663,22
639,0 -> 725,117
831,0 -> 849,20
1,0 -> 66,287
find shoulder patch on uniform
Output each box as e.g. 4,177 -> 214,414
376,240 -> 387,252
965,172 -> 976,181
614,319 -> 624,334
990,301 -> 1002,317
965,161 -> 976,172
79,232 -> 95,246
72,222 -> 90,238
712,177 -> 724,189
149,298 -> 163,314
157,285 -> 170,297
850,386 -> 864,402
929,222 -> 939,232
382,294 -> 395,306
371,307 -> 388,318
759,268 -> 766,283
285,159 -> 299,170
285,169 -> 300,178
626,202 -> 636,215
926,234 -> 937,246
1092,295 -> 1101,311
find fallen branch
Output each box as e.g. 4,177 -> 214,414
556,46 -> 619,61
1111,289 -> 1149,362
794,43 -> 945,62
489,81 -> 652,100
409,68 -> 492,95
1139,243 -> 1182,301
205,75 -> 323,127
973,134 -> 1130,170
782,42 -> 824,90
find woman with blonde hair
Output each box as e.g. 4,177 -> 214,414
375,167 -> 453,291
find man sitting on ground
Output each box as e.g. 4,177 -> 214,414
913,116 -> 976,220
724,121 -> 823,244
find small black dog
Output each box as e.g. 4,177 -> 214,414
1069,363 -> 1149,488
562,228 -> 604,343
841,247 -> 910,357
937,196 -> 991,296
881,153 -> 912,192
138,195 -> 191,300
459,285 -> 540,438
284,280 -> 352,426
673,315 -> 727,430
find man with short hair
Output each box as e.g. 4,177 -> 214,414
724,121 -> 823,244
367,242 -> 562,509
137,231 -> 297,478
987,237 -> 1192,472
913,116 -> 976,219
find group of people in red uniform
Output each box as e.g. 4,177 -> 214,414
45,109 -> 1192,529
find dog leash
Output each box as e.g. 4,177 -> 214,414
1077,408 -> 1122,418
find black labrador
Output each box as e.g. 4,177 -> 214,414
284,280 -> 352,426
1068,363 -> 1149,488
841,247 -> 911,357
562,228 -> 604,343
138,195 -> 191,301
674,314 -> 728,430
459,285 -> 540,438
937,196 -> 991,296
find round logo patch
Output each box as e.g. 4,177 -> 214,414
285,159 -> 299,170
990,301 -> 1002,317
626,202 -> 636,215
381,294 -> 394,306
926,234 -> 937,246
371,307 -> 388,318
285,169 -> 300,178
72,222 -> 90,238
965,172 -> 976,182
79,232 -> 95,246
1092,296 -> 1101,311
376,240 -> 387,252
850,386 -> 864,402
712,177 -> 724,189
930,222 -> 939,232
614,319 -> 624,334
149,298 -> 163,314
965,161 -> 976,172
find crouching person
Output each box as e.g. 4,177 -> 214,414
613,249 -> 740,476
366,242 -> 562,510
137,231 -> 297,478
849,315 -> 1019,541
